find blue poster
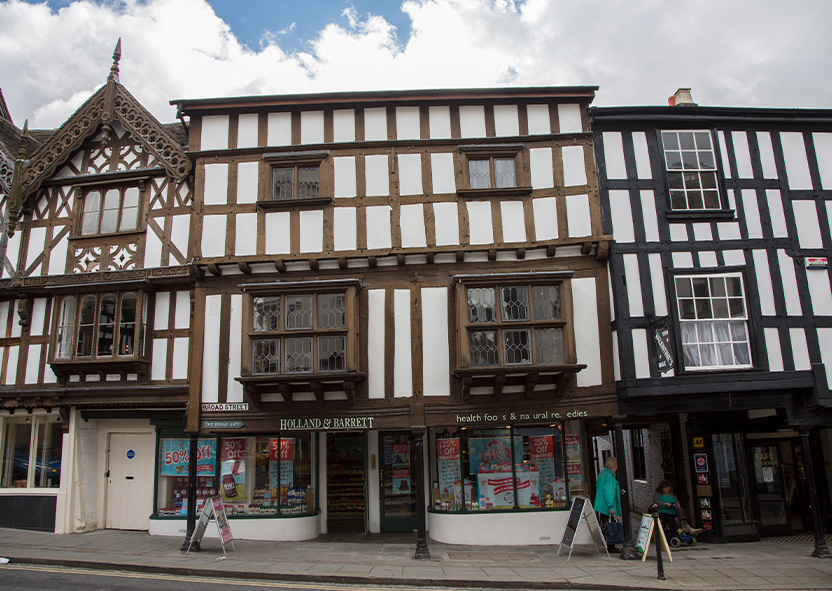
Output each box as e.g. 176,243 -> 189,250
468,432 -> 522,474
160,438 -> 216,476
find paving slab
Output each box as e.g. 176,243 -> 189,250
1,527 -> 832,590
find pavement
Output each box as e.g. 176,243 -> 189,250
0,526 -> 831,590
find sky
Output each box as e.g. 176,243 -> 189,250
0,0 -> 829,129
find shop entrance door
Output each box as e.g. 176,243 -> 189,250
105,432 -> 155,530
326,433 -> 367,533
749,442 -> 791,536
379,431 -> 417,532
749,438 -> 810,535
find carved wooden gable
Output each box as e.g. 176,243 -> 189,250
10,49 -> 193,277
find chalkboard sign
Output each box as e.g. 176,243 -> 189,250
186,497 -> 236,558
557,496 -> 609,561
560,496 -> 585,549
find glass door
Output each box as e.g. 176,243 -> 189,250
750,442 -> 791,536
379,431 -> 417,532
712,434 -> 754,527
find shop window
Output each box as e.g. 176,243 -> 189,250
219,435 -> 313,515
52,291 -> 146,362
155,435 -> 314,517
461,281 -> 569,368
79,185 -> 141,235
631,429 -> 647,481
674,273 -> 752,371
661,130 -> 722,211
431,421 -> 585,512
156,438 -> 217,515
247,289 -> 355,376
0,414 -> 62,489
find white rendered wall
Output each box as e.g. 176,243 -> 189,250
394,290 -> 413,398
333,109 -> 355,142
429,511 -> 590,546
150,514 -> 321,541
201,116 -> 229,150
572,277 -> 602,387
421,287 -> 451,396
367,289 -> 385,399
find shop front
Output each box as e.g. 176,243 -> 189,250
149,409 -> 424,540
424,403 -> 608,546
688,420 -> 828,542
149,401 -> 607,545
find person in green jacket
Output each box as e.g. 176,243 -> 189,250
594,456 -> 622,550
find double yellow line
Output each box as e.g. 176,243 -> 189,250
1,563 -> 473,591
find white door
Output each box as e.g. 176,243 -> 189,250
105,432 -> 155,530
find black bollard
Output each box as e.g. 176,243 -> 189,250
649,504 -> 665,581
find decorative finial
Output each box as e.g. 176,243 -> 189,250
109,38 -> 122,83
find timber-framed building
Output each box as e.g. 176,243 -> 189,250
0,46 -> 194,532
167,85 -> 617,543
592,89 -> 832,551
0,50 -> 618,542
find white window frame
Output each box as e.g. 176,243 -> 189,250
661,130 -> 722,211
79,184 -> 142,236
674,272 -> 753,371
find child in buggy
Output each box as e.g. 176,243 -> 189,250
653,480 -> 702,547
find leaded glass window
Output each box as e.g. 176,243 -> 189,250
464,282 -> 566,367
249,292 -> 349,375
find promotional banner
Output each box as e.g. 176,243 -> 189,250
391,442 -> 411,495
476,471 -> 540,507
436,438 -> 462,502
529,435 -> 556,497
160,439 -> 216,476
268,438 -> 295,490
220,438 -> 247,501
565,434 -> 584,495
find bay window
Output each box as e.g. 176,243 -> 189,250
460,279 -> 570,368
52,290 -> 146,362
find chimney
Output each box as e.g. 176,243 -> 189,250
668,88 -> 696,106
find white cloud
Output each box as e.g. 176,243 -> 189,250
0,0 -> 830,128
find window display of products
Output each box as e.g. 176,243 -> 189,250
156,438 -> 217,515
155,434 -> 313,517
431,422 -> 582,512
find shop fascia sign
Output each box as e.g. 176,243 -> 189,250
280,416 -> 376,430
455,407 -> 590,425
